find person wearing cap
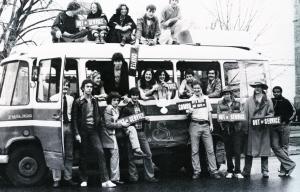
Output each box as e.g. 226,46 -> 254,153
187,80 -> 221,180
242,81 -> 274,178
271,86 -> 296,177
217,86 -> 244,179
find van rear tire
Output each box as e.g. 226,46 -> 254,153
6,145 -> 47,186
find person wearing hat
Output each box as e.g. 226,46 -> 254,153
242,81 -> 274,178
217,86 -> 244,179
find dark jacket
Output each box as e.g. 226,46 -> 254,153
107,14 -> 136,43
271,96 -> 295,124
217,98 -> 242,132
52,11 -> 79,35
120,101 -> 147,130
71,96 -> 101,136
136,14 -> 161,40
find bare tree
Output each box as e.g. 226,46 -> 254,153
0,0 -> 60,59
209,0 -> 271,41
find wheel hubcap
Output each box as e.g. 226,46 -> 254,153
18,157 -> 38,177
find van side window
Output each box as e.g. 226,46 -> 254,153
137,61 -> 175,100
177,61 -> 221,98
0,61 -> 29,105
64,59 -> 79,99
223,62 -> 240,98
37,58 -> 62,102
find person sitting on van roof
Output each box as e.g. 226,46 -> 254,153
154,69 -> 174,100
135,4 -> 161,46
138,68 -> 157,100
179,68 -> 196,99
206,69 -> 222,98
51,1 -> 88,43
87,2 -> 109,44
107,4 -> 136,46
90,71 -> 107,100
160,0 -> 182,45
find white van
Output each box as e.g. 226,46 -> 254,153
0,42 -> 269,186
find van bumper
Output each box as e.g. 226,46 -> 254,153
0,155 -> 9,163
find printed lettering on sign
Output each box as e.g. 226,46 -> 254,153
165,83 -> 177,90
117,112 -> 145,124
217,113 -> 246,122
177,101 -> 192,111
76,18 -> 106,28
129,47 -> 139,76
251,116 -> 281,126
191,99 -> 207,109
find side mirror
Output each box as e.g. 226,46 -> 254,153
31,65 -> 39,81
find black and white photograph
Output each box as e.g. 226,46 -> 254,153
0,0 -> 299,191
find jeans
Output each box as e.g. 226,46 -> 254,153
126,126 -> 141,150
189,122 -> 218,175
107,147 -> 120,181
79,127 -> 109,182
52,123 -> 73,181
243,156 -> 268,175
222,127 -> 242,173
270,124 -> 296,172
128,131 -> 155,181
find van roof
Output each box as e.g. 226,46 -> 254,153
3,42 -> 266,63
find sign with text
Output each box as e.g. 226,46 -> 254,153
128,47 -> 139,76
177,101 -> 192,111
251,116 -> 281,126
117,112 -> 145,124
217,113 -> 246,122
191,99 -> 207,109
76,18 -> 106,28
165,82 -> 177,91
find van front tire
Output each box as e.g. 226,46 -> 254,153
6,145 -> 47,186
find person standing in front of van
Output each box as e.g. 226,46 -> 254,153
160,0 -> 182,44
242,81 -> 274,178
187,80 -> 221,180
206,69 -> 222,98
107,4 -> 136,46
103,53 -> 129,99
50,81 -> 77,188
271,86 -> 296,177
179,68 -> 196,99
120,88 -> 159,183
72,79 -> 116,188
87,2 -> 109,44
135,4 -> 161,46
217,86 -> 244,179
51,1 -> 88,43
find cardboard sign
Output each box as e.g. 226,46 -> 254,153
191,99 -> 207,109
251,116 -> 281,126
117,112 -> 145,124
128,47 -> 139,76
165,82 -> 177,90
76,18 -> 106,28
177,101 -> 192,111
217,113 -> 246,122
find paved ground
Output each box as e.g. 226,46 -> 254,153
0,155 -> 299,192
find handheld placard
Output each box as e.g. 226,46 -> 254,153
217,113 -> 246,122
117,112 -> 145,124
129,47 -> 139,76
76,18 -> 106,28
251,116 -> 281,126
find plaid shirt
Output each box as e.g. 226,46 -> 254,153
134,103 -> 143,130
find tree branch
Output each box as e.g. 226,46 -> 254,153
17,25 -> 51,40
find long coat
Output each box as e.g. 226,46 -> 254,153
243,94 -> 274,157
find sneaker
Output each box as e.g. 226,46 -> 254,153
225,173 -> 233,179
211,172 -> 221,179
286,165 -> 296,176
112,180 -> 125,185
278,171 -> 286,177
192,174 -> 200,180
234,173 -> 244,179
120,40 -> 126,47
80,181 -> 87,187
95,37 -> 101,44
102,180 -> 116,188
64,179 -> 78,186
218,164 -> 227,174
146,177 -> 159,183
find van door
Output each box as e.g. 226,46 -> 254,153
34,56 -> 65,171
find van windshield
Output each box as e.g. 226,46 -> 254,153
0,61 -> 29,105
